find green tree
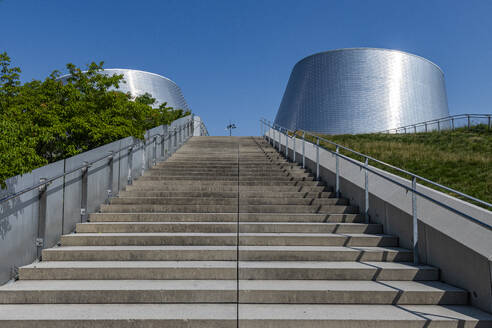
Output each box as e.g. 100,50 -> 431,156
0,52 -> 190,187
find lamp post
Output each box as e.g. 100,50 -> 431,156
226,123 -> 237,136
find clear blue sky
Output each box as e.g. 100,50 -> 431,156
1,0 -> 491,136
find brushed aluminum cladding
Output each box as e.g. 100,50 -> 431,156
60,69 -> 189,111
102,69 -> 189,110
274,48 -> 449,134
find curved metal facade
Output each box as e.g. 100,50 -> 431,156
274,48 -> 449,134
61,69 -> 189,110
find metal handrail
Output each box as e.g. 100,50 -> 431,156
379,113 -> 492,134
261,118 -> 491,209
261,118 -> 491,264
0,117 -> 194,205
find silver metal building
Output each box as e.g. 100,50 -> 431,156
274,48 -> 449,134
61,69 -> 190,110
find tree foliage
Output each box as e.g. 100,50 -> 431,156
0,52 -> 190,187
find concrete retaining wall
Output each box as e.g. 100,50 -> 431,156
266,129 -> 492,313
0,115 -> 201,285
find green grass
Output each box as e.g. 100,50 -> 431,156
309,125 -> 491,209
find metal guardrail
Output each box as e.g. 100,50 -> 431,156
0,116 -> 199,273
260,118 -> 492,265
379,114 -> 492,134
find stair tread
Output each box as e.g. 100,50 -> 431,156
43,245 -> 410,252
0,280 -> 464,292
0,304 -> 489,322
22,261 -> 434,270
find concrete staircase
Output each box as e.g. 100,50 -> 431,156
0,136 -> 491,327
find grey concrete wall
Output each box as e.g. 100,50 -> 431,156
266,129 -> 492,313
0,115 -> 201,285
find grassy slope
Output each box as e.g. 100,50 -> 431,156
316,125 -> 491,207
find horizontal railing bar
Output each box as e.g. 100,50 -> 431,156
0,120 -> 193,205
261,118 -> 492,210
379,113 -> 492,133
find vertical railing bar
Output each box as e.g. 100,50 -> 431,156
335,146 -> 340,198
80,162 -> 89,223
316,137 -> 320,180
127,146 -> 133,185
293,133 -> 296,163
412,176 -> 419,265
36,178 -> 49,259
106,152 -> 114,204
302,131 -> 305,169
364,157 -> 369,224
285,131 -> 288,160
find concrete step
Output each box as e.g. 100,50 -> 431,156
0,304 -> 490,327
125,184 -> 328,192
134,178 -> 323,186
99,204 -> 358,214
137,176 -> 316,182
109,197 -> 349,206
0,280 -> 467,305
76,222 -> 382,234
89,213 -> 364,223
60,233 -> 397,247
19,261 -> 438,280
42,246 -> 412,262
117,190 -> 336,198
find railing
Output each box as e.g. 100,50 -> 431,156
379,114 -> 492,134
260,118 -> 492,265
0,115 -> 205,284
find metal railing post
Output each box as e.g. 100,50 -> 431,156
141,140 -> 146,176
316,137 -> 320,180
425,123 -> 428,133
364,157 -> 369,223
451,118 -> 455,130
335,146 -> 340,198
36,178 -> 49,258
152,136 -> 157,166
414,126 -> 417,133
293,134 -> 296,162
437,121 -> 440,132
412,176 -> 419,264
80,162 -> 89,223
106,152 -> 114,204
127,147 -> 133,185
160,134 -> 165,160
302,132 -> 305,168
285,132 -> 288,159
467,115 -> 471,129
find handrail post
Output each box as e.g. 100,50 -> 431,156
302,132 -> 305,168
141,139 -> 146,177
152,136 -> 157,166
285,132 -> 289,159
160,134 -> 165,160
335,146 -> 340,198
412,176 -> 419,264
451,118 -> 455,130
127,146 -> 133,185
293,134 -> 296,163
467,115 -> 471,129
80,162 -> 89,223
36,178 -> 49,259
316,137 -> 320,180
424,123 -> 428,133
106,152 -> 114,204
364,157 -> 369,223
414,125 -> 417,133
437,121 -> 440,132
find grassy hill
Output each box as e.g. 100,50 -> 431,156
313,125 -> 491,208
